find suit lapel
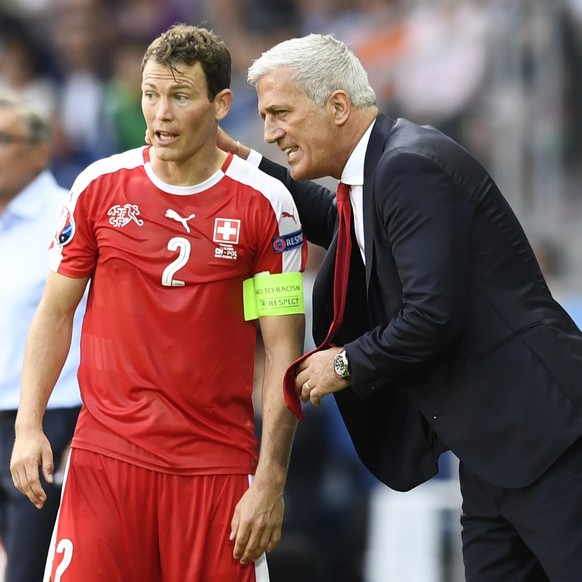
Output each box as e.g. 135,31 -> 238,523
362,115 -> 396,290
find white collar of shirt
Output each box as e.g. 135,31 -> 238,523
339,118 -> 376,264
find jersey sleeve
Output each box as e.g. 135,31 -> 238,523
49,180 -> 99,278
251,179 -> 308,277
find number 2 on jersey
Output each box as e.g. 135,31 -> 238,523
162,237 -> 191,287
53,539 -> 74,581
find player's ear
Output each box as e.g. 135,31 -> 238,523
215,89 -> 233,122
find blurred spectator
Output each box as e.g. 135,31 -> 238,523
207,0 -> 302,75
391,0 -> 491,143
111,0 -> 191,41
0,91 -> 84,582
0,12 -> 58,117
561,1 -> 582,168
1,0 -> 49,20
347,0 -> 407,115
298,0 -> 406,115
205,0 -> 305,151
102,36 -> 148,152
47,0 -> 118,187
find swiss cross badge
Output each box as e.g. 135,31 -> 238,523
213,218 -> 240,244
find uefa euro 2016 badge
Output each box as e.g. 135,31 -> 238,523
55,205 -> 75,246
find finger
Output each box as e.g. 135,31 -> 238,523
234,529 -> 253,564
240,538 -> 258,564
22,467 -> 47,509
310,391 -> 322,407
295,359 -> 308,374
294,373 -> 306,396
229,507 -> 240,543
264,524 -> 281,553
300,381 -> 313,403
232,519 -> 251,562
246,534 -> 270,563
10,467 -> 25,494
42,459 -> 55,484
239,524 -> 267,565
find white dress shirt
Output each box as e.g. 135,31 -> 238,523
340,119 -> 376,265
0,170 -> 84,409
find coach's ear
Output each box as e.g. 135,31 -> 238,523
327,90 -> 350,127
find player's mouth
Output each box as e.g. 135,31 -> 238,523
155,131 -> 179,144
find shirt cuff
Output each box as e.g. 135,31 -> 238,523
247,149 -> 262,167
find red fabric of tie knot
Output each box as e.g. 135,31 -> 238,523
336,181 -> 350,202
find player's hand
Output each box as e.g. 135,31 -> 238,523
10,428 -> 54,509
230,480 -> 285,565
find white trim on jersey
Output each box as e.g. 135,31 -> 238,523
43,450 -> 73,582
70,148 -> 145,198
49,148 -> 146,273
255,553 -> 271,582
226,156 -> 304,273
144,159 -> 225,195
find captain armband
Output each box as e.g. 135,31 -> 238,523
243,272 -> 305,321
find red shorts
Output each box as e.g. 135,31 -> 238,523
44,448 -> 269,581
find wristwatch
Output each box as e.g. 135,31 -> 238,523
333,349 -> 351,380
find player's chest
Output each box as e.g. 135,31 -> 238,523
94,193 -> 256,283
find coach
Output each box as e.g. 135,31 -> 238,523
225,33 -> 582,581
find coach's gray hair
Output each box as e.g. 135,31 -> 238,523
247,34 -> 376,109
0,92 -> 51,143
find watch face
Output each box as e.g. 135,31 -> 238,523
334,353 -> 349,379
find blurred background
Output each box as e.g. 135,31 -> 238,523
2,0 -> 582,580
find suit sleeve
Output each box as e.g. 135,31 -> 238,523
347,152 -> 475,398
259,157 -> 338,249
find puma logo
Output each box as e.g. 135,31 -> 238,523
281,210 -> 297,224
165,209 -> 196,233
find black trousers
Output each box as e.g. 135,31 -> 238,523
460,437 -> 582,582
0,406 -> 80,582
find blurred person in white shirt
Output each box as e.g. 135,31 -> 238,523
0,91 -> 84,582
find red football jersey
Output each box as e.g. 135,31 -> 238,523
49,148 -> 306,475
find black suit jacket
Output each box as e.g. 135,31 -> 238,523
260,114 -> 582,491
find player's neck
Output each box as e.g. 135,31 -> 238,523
150,147 -> 228,187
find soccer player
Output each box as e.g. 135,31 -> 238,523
10,24 -> 306,581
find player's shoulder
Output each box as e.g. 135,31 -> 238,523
225,154 -> 291,200
71,147 -> 146,195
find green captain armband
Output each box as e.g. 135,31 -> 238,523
243,272 -> 305,321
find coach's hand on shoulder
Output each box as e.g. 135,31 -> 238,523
10,427 -> 54,510
217,127 -> 250,160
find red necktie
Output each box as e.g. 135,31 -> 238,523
283,182 -> 353,421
